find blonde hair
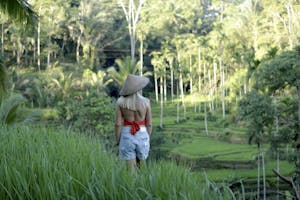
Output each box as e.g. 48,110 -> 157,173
116,92 -> 146,111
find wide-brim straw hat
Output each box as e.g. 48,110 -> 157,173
119,74 -> 149,96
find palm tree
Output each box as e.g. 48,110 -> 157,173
107,56 -> 138,87
0,0 -> 37,119
107,56 -> 151,87
0,0 -> 37,97
0,0 -> 37,27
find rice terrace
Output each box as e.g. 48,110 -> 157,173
0,0 -> 300,199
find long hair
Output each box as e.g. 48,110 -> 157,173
116,92 -> 146,111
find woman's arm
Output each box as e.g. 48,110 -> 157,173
145,101 -> 152,136
115,105 -> 122,145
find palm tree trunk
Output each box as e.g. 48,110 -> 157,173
47,36 -> 51,69
33,39 -> 36,64
220,59 -> 225,119
198,47 -> 201,112
154,68 -> 158,103
179,71 -> 186,119
176,80 -> 180,123
160,76 -> 163,128
213,61 -> 217,110
139,37 -> 143,76
208,69 -> 212,113
262,151 -> 266,200
37,19 -> 41,71
257,151 -> 261,200
297,86 -> 300,128
189,54 -> 193,95
170,59 -> 174,103
204,101 -> 208,135
178,53 -> 186,119
286,2 -> 294,49
274,96 -> 280,200
76,31 -> 82,64
1,23 -> 4,57
203,62 -> 208,135
163,65 -> 167,102
189,54 -> 195,111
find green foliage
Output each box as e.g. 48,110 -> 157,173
0,0 -> 37,29
107,56 -> 138,87
0,60 -> 9,102
238,90 -> 273,147
0,93 -> 26,124
0,125 -> 234,200
256,45 -> 300,93
58,90 -> 114,141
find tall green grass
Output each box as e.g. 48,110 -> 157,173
0,125 -> 234,200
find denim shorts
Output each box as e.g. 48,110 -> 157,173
119,126 -> 150,160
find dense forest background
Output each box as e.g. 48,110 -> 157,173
1,0 -> 300,199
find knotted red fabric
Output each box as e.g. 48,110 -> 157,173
124,120 -> 146,135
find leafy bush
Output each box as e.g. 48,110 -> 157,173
58,90 -> 114,141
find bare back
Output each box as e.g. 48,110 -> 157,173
115,95 -> 152,135
120,99 -> 148,121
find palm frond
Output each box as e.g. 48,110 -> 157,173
0,0 -> 38,29
107,56 -> 139,87
0,93 -> 26,124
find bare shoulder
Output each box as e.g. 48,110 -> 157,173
143,97 -> 150,106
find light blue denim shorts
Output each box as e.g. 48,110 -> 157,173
119,126 -> 150,160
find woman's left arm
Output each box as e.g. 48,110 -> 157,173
115,105 -> 122,145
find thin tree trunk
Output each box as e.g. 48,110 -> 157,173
189,54 -> 193,95
37,19 -> 41,71
13,42 -> 16,57
208,69 -> 212,113
33,39 -> 36,64
203,62 -> 208,135
204,101 -> 208,135
286,2 -> 294,49
176,80 -> 180,123
298,86 -> 300,127
47,36 -> 51,69
119,0 -> 144,65
198,47 -> 201,112
272,14 -> 282,50
262,151 -> 266,200
274,96 -> 280,200
239,64 -> 242,98
213,61 -> 217,110
160,76 -> 163,128
17,37 -> 21,67
178,53 -> 186,119
164,65 -> 167,102
47,52 -> 50,69
76,31 -> 82,64
61,35 -> 65,59
139,37 -> 143,76
244,75 -> 247,94
257,150 -> 261,200
154,68 -> 158,102
170,59 -> 174,103
220,59 -> 225,119
1,23 -> 4,57
189,54 -> 195,111
179,71 -> 186,119
276,152 -> 280,200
